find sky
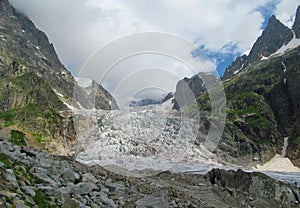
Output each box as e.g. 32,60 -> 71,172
8,0 -> 300,103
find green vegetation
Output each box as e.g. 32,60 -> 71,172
9,130 -> 26,146
32,190 -> 57,208
0,104 -> 63,143
33,133 -> 44,143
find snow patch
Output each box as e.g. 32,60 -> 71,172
261,56 -> 268,60
270,31 -> 300,57
254,137 -> 300,172
233,70 -> 239,75
63,101 -> 78,110
254,154 -> 300,172
281,137 -> 289,157
53,89 -> 64,98
281,61 -> 287,72
75,77 -> 93,88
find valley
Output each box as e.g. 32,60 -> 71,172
0,0 -> 300,207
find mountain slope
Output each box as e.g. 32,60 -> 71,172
219,46 -> 300,166
0,0 -> 116,153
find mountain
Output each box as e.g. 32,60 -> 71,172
174,6 -> 300,167
0,0 -> 116,153
223,14 -> 294,79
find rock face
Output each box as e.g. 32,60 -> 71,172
223,14 -> 294,79
0,0 -> 117,152
205,168 -> 300,207
0,139 -> 299,207
173,72 -> 218,110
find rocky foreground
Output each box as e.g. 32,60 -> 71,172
0,137 -> 299,208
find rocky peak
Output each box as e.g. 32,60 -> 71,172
247,15 -> 293,62
173,73 -> 206,110
293,6 -> 300,38
223,14 -> 294,79
12,10 -> 62,69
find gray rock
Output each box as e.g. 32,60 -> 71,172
21,186 -> 35,197
98,192 -> 117,208
5,169 -> 19,188
73,182 -> 98,196
135,190 -> 168,208
37,186 -> 56,196
62,198 -> 81,208
106,182 -> 125,196
82,173 -> 98,183
58,186 -> 72,195
13,199 -> 29,208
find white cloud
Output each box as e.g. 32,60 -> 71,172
8,0 -> 300,100
10,0 -> 296,71
275,0 -> 300,27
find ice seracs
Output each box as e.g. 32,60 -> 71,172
75,103 -> 221,175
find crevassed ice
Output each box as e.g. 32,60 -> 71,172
75,104 -> 221,174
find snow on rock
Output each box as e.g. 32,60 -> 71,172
53,89 -> 64,98
270,30 -> 300,57
75,77 -> 93,88
233,70 -> 240,75
261,56 -> 268,60
281,61 -> 287,72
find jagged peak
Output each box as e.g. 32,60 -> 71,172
264,15 -> 286,32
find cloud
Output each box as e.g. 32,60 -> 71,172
8,0 -> 299,101
275,0 -> 300,27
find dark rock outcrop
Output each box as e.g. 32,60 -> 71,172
206,168 -> 300,207
173,72 -> 218,110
